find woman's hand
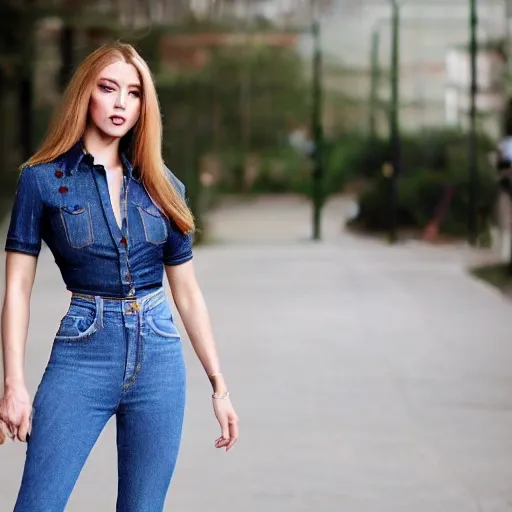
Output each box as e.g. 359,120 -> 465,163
0,384 -> 32,443
212,397 -> 239,452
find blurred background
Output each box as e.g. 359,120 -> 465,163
1,0 -> 512,250
4,1 -> 512,511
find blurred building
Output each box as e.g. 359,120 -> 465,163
10,0 -> 512,149
303,0 -> 508,138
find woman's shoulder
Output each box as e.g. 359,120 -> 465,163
22,142 -> 84,177
22,157 -> 62,176
16,157 -> 70,199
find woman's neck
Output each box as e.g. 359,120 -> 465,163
82,126 -> 122,170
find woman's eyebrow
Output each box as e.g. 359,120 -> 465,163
99,77 -> 141,89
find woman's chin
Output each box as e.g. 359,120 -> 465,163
98,124 -> 132,139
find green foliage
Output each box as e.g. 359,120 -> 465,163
214,146 -> 310,195
472,263 -> 512,291
321,134 -> 387,193
156,44 -> 309,152
351,128 -> 498,237
152,37 -> 311,204
323,128 -> 495,185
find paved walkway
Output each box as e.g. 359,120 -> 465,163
1,195 -> 512,511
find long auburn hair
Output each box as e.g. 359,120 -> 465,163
23,41 -> 195,234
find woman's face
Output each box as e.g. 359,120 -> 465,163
89,60 -> 142,138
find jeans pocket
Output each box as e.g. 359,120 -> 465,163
137,205 -> 168,245
146,315 -> 181,340
55,302 -> 98,342
60,205 -> 94,249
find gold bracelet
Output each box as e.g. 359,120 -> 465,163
212,390 -> 230,400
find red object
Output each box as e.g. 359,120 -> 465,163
423,186 -> 455,243
120,237 -> 127,246
423,222 -> 439,242
58,186 -> 68,194
55,170 -> 64,178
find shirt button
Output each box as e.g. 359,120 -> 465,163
125,272 -> 131,281
120,237 -> 127,246
128,288 -> 135,297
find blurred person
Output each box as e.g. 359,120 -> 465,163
0,42 -> 238,511
495,133 -> 512,260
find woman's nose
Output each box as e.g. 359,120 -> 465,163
115,91 -> 127,109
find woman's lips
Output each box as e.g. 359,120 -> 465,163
110,116 -> 126,126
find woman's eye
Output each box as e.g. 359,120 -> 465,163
130,90 -> 141,98
99,84 -> 114,92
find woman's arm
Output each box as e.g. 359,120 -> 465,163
165,260 -> 226,391
165,260 -> 239,451
0,251 -> 38,442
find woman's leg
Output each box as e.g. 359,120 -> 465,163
13,357 -> 115,511
14,296 -> 124,512
115,308 -> 186,512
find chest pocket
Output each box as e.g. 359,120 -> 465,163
137,204 -> 168,245
60,205 -> 94,249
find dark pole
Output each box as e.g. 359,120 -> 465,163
468,0 -> 478,245
311,19 -> 324,241
58,25 -> 75,92
388,1 -> 400,244
506,2 -> 512,272
18,9 -> 36,161
369,28 -> 381,140
19,76 -> 33,161
189,79 -> 204,242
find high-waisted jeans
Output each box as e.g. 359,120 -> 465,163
14,287 -> 186,512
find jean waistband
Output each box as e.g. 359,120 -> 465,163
70,287 -> 166,313
71,286 -> 161,302
72,293 -> 137,302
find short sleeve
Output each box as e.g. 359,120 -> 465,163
4,167 -> 44,256
162,167 -> 194,266
163,226 -> 194,266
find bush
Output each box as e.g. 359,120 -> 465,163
354,166 -> 496,237
214,147 -> 311,195
348,127 -> 498,238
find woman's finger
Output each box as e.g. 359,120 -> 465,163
214,438 -> 229,448
226,417 -> 239,451
220,417 -> 230,442
4,425 -> 16,441
29,408 -> 34,436
17,411 -> 31,442
214,437 -> 229,448
214,416 -> 230,448
7,423 -> 17,441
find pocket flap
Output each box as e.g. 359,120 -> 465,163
137,204 -> 163,218
61,205 -> 87,215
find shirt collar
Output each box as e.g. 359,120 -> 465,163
61,139 -> 140,182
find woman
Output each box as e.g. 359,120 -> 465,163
0,42 -> 239,511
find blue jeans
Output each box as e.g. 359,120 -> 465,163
14,287 -> 186,511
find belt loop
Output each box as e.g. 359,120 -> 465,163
94,295 -> 104,329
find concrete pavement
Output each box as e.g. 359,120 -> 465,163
1,195 -> 512,511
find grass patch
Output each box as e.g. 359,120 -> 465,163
471,263 -> 512,293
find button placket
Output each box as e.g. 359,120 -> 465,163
120,175 -> 135,297
90,161 -> 135,298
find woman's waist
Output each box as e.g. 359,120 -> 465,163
69,285 -> 166,312
68,282 -> 161,301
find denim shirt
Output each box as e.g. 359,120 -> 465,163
4,141 -> 193,298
